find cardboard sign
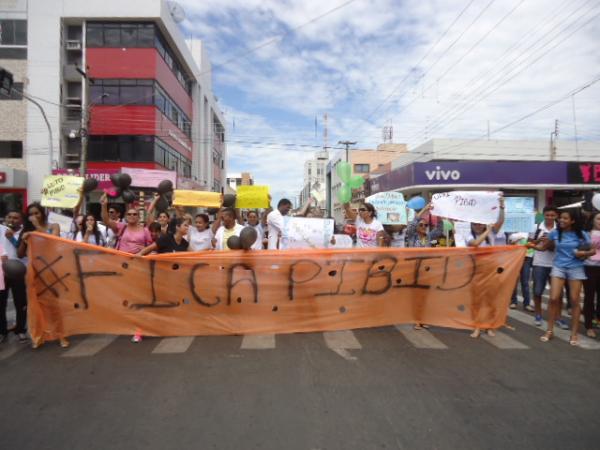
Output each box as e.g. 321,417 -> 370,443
235,186 -> 270,209
173,190 -> 222,207
329,234 -> 353,249
121,167 -> 177,188
501,197 -> 535,233
282,217 -> 334,249
41,175 -> 83,208
431,191 -> 501,225
366,191 -> 407,225
48,212 -> 74,238
26,233 -> 525,341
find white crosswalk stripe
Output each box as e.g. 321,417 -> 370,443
481,330 -> 529,349
152,337 -> 195,354
324,330 -> 361,360
240,334 -> 276,350
61,335 -> 119,357
394,325 -> 448,349
508,309 -> 600,350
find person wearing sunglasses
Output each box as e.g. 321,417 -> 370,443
101,193 -> 152,255
406,203 -> 443,248
342,202 -> 384,248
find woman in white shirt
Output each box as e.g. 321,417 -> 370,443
187,213 -> 214,251
246,210 -> 265,250
72,214 -> 106,247
342,202 -> 384,248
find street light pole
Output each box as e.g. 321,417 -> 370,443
76,67 -> 93,176
338,140 -> 356,163
21,92 -> 54,172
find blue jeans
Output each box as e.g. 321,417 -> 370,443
512,257 -> 532,306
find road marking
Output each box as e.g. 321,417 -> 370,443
61,335 -> 118,357
324,330 -> 362,360
508,309 -> 600,350
240,334 -> 276,350
394,325 -> 448,349
0,340 -> 23,361
515,294 -> 585,324
481,330 -> 529,349
152,337 -> 195,354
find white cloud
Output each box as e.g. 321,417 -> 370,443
176,0 -> 600,196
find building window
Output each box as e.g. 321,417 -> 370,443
154,138 -> 191,177
89,135 -> 154,162
0,82 -> 23,100
0,20 -> 27,46
354,164 -> 370,173
0,141 -> 23,158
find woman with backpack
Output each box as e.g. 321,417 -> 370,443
537,209 -> 595,346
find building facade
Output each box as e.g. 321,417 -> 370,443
24,0 -> 225,202
299,150 -> 328,209
0,0 -> 28,215
226,172 -> 254,192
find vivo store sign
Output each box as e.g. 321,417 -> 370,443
413,162 -> 567,185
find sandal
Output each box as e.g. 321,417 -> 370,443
486,329 -> 495,337
540,331 -> 553,342
586,329 -> 597,338
569,336 -> 578,346
470,328 -> 481,339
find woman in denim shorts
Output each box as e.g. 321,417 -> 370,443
536,210 -> 595,346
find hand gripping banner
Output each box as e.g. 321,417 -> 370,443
26,233 -> 525,342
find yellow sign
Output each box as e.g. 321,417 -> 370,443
173,190 -> 222,207
235,185 -> 270,208
41,175 -> 84,208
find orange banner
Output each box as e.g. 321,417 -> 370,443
26,233 -> 525,342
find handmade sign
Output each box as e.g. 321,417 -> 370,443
329,234 -> 354,249
172,190 -> 222,208
26,233 -> 525,341
502,197 -> 536,233
121,167 -> 177,188
235,185 -> 270,209
48,212 -> 74,238
282,217 -> 334,249
41,175 -> 84,208
431,191 -> 501,224
366,191 -> 407,225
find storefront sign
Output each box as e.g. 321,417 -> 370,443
121,167 -> 177,188
567,162 -> 600,184
52,168 -> 119,190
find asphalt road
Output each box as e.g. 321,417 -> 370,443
2,301 -> 600,450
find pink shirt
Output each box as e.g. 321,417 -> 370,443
115,222 -> 152,254
589,230 -> 600,263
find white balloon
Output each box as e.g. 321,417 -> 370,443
592,193 -> 600,211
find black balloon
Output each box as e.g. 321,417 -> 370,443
3,260 -> 26,281
157,179 -> 173,195
155,195 -> 169,212
164,191 -> 173,203
109,173 -> 121,187
227,235 -> 242,250
121,189 -> 136,204
239,226 -> 258,250
82,178 -> 98,193
222,193 -> 236,207
207,207 -> 219,215
117,173 -> 132,189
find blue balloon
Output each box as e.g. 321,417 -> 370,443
407,196 -> 426,210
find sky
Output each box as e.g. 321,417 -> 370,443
176,0 -> 600,201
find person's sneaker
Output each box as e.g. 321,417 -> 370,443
534,315 -> 543,326
509,303 -> 517,309
555,319 -> 569,330
525,305 -> 535,312
0,334 -> 7,344
131,333 -> 142,343
17,333 -> 28,343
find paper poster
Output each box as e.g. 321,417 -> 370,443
235,185 -> 270,209
173,190 -> 222,207
329,234 -> 354,249
121,167 -> 177,188
366,191 -> 407,225
41,175 -> 84,208
282,217 -> 334,249
48,212 -> 74,238
504,197 -> 535,214
431,191 -> 501,225
453,221 -> 472,248
502,214 -> 536,233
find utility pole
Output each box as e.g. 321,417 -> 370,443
550,119 -> 559,161
76,66 -> 93,176
338,140 -> 356,163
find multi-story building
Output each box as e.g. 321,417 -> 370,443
226,172 -> 254,192
0,0 -> 28,215
23,0 -> 225,202
327,143 -> 407,223
298,150 -> 328,209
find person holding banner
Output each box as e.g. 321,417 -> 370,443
583,211 -> 600,338
245,210 -> 266,250
406,204 -> 442,248
537,210 -> 595,346
187,214 -> 214,251
342,202 -> 384,248
139,218 -> 190,255
214,208 -> 244,250
100,194 -> 152,255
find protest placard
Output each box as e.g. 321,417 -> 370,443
48,212 -> 74,238
431,191 -> 501,224
121,167 -> 177,188
235,185 -> 270,209
502,197 -> 536,233
365,191 -> 407,224
173,190 -> 222,207
329,234 -> 353,249
282,217 -> 334,249
41,175 -> 84,208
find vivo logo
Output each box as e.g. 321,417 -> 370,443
425,166 -> 461,181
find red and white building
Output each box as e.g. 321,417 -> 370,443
25,0 -> 226,201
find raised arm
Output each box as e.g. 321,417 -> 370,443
343,202 -> 357,221
292,197 -> 313,217
492,196 -> 505,233
211,209 -> 223,235
468,225 -> 492,247
100,193 -> 118,233
72,187 -> 84,217
146,193 -> 160,225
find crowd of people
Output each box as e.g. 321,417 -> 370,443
0,189 -> 598,348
